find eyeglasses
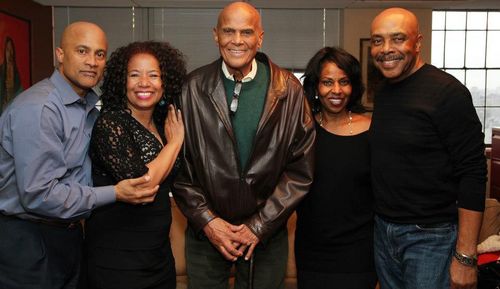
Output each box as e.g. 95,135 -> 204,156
230,77 -> 242,115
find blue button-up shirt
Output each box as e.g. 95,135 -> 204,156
0,70 -> 115,221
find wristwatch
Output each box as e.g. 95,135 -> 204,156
453,250 -> 477,267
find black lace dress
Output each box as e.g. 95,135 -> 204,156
84,109 -> 178,289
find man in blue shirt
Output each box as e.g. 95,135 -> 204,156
0,21 -> 158,289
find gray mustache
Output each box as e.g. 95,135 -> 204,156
376,54 -> 403,62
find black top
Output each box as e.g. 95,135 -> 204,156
86,109 -> 178,272
370,64 -> 487,224
295,125 -> 374,273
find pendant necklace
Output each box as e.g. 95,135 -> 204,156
319,110 -> 353,135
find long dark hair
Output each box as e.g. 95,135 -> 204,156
302,46 -> 365,114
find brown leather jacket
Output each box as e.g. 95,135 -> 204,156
173,53 -> 315,242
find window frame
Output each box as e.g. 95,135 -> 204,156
432,10 -> 500,145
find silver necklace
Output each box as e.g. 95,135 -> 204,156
319,110 -> 353,135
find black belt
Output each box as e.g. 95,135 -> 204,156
0,213 -> 81,229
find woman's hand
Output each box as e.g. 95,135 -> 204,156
142,105 -> 183,185
164,104 -> 184,147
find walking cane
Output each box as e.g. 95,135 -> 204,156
248,254 -> 255,289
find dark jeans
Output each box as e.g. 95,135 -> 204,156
185,225 -> 288,289
0,214 -> 83,289
374,215 -> 457,289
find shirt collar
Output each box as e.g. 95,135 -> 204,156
221,59 -> 257,83
50,70 -> 99,107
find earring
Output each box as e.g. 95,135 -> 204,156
314,95 -> 321,114
158,96 -> 167,106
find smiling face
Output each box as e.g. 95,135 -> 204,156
213,2 -> 263,77
317,61 -> 352,115
56,22 -> 107,97
370,8 -> 423,83
126,53 -> 164,114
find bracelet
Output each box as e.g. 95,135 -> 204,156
453,250 -> 477,267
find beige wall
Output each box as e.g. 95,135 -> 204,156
342,8 -> 432,64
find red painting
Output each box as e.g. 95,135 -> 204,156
0,10 -> 31,113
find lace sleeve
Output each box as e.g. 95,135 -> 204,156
90,111 -> 149,182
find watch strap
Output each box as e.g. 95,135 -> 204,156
453,250 -> 478,267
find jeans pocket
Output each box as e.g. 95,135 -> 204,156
415,222 -> 455,233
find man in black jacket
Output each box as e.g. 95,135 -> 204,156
173,2 -> 315,289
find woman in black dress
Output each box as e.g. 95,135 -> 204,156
294,47 -> 376,289
83,41 -> 186,289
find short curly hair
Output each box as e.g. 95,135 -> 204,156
100,41 -> 186,122
302,46 -> 365,114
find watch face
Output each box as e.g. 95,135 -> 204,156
462,256 -> 473,265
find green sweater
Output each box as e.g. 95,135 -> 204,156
222,60 -> 269,170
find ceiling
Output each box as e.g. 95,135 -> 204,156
32,0 -> 500,9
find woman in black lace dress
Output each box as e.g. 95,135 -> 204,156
82,41 -> 186,289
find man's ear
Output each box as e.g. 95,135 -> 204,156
415,33 -> 423,53
257,30 -> 264,49
212,27 -> 219,47
55,47 -> 64,65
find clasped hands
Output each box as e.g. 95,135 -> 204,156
203,217 -> 260,261
114,174 -> 159,205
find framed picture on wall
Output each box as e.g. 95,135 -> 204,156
0,10 -> 31,114
359,38 -> 383,111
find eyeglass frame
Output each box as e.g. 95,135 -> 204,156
229,77 -> 242,115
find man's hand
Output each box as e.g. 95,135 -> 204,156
203,218 -> 249,261
450,257 -> 478,289
114,174 -> 159,204
234,224 -> 260,260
